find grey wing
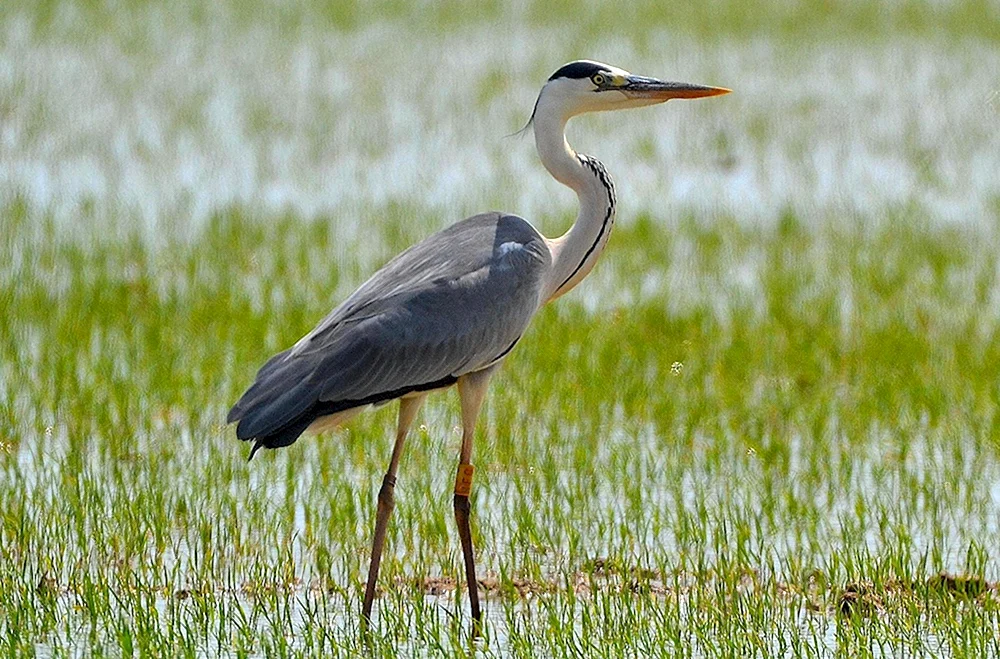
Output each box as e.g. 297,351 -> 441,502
227,212 -> 551,455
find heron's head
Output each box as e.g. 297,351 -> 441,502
531,60 -> 730,122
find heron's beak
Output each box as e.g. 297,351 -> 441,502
622,76 -> 731,101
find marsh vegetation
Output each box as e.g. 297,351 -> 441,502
2,1 -> 1000,655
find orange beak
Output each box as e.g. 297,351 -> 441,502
622,76 -> 731,101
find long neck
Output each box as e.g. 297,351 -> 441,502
534,107 -> 616,302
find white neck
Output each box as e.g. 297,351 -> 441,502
533,97 -> 617,303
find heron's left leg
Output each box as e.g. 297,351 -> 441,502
453,365 -> 496,625
362,393 -> 427,626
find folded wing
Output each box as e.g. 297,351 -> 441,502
227,213 -> 551,456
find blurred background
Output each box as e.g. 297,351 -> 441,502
3,0 -> 998,237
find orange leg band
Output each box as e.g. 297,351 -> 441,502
455,464 -> 475,497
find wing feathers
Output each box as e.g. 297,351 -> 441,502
228,213 -> 551,454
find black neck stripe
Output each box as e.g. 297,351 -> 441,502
557,155 -> 616,291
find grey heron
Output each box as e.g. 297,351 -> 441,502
227,60 -> 729,627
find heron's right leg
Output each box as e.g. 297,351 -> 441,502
362,393 -> 427,626
453,366 -> 496,627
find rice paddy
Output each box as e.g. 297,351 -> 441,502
3,1 -> 1000,656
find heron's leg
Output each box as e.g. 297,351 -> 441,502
453,366 -> 496,626
362,393 -> 427,626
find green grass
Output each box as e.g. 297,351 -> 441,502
3,0 -> 1000,656
4,201 -> 1000,656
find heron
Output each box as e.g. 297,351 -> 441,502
227,60 -> 729,626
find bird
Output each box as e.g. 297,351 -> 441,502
227,59 -> 729,627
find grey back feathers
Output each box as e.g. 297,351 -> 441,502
227,213 -> 551,456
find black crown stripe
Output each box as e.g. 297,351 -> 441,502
548,61 -> 611,81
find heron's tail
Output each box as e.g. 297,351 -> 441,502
227,349 -> 319,459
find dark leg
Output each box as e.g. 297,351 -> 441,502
362,473 -> 397,623
361,394 -> 426,628
453,465 -> 481,623
453,366 -> 495,628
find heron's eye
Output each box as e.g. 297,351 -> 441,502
592,73 -> 606,86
